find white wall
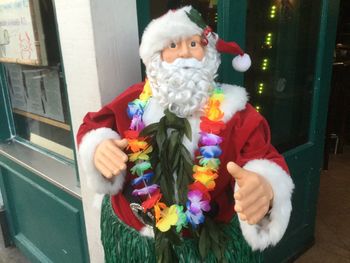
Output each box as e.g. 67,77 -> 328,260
54,0 -> 141,262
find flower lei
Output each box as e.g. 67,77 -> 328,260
124,80 -> 225,233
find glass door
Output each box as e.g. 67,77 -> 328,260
241,0 -> 340,261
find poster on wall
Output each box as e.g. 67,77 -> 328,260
0,0 -> 47,65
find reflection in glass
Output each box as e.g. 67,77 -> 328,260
244,0 -> 321,152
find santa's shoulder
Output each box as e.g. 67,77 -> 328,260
218,83 -> 250,122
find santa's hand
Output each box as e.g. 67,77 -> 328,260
227,161 -> 274,225
93,138 -> 128,179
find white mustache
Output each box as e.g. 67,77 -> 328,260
161,58 -> 203,69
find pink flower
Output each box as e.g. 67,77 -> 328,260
187,190 -> 210,214
199,132 -> 223,146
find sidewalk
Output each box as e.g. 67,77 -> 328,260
0,221 -> 29,263
296,146 -> 350,262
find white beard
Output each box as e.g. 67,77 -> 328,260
146,44 -> 221,118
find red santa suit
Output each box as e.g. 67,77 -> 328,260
77,81 -> 294,252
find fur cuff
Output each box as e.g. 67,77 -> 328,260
78,128 -> 126,195
238,159 -> 294,251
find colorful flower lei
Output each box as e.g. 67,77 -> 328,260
124,80 -> 225,233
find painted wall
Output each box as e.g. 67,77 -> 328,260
54,0 -> 141,261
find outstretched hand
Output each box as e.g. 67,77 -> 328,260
227,161 -> 274,225
93,138 -> 129,179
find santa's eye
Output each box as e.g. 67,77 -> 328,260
190,41 -> 197,47
170,42 -> 177,48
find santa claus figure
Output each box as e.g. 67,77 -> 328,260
77,6 -> 294,263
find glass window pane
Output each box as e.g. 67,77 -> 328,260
1,0 -> 73,160
244,0 -> 322,152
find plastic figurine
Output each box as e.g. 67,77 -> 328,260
77,6 -> 294,263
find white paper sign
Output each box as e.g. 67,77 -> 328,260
0,0 -> 47,65
5,63 -> 27,111
42,70 -> 64,122
23,69 -> 44,115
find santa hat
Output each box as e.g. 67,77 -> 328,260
139,6 -> 251,72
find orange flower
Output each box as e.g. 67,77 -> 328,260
127,139 -> 149,152
205,99 -> 224,121
193,169 -> 218,190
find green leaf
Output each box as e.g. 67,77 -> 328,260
155,231 -> 178,263
156,117 -> 166,151
185,8 -> 207,29
140,122 -> 158,137
199,227 -> 209,260
184,118 -> 192,141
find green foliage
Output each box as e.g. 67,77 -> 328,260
185,8 -> 207,29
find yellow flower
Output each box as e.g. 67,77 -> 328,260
156,204 -> 179,232
193,165 -> 211,173
211,93 -> 224,102
128,146 -> 153,162
139,80 -> 152,101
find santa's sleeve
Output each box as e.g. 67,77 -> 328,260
234,110 -> 294,251
77,106 -> 126,195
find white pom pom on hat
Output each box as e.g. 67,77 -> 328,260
139,5 -> 251,72
232,54 -> 251,72
215,38 -> 251,72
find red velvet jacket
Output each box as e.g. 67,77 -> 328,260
77,82 -> 290,240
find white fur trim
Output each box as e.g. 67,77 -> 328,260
220,84 -> 248,122
139,225 -> 155,238
139,6 -> 202,65
232,53 -> 251,72
78,127 -> 126,195
238,159 -> 294,251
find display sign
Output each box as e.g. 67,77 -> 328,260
0,0 -> 47,65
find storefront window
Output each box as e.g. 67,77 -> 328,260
0,0 -> 73,160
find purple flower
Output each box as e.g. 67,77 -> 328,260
131,172 -> 154,186
130,115 -> 145,131
199,132 -> 223,146
187,190 -> 210,214
199,145 -> 222,158
132,184 -> 158,196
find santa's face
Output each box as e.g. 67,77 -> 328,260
161,35 -> 205,63
146,34 -> 220,118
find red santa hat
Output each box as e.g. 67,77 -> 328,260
139,6 -> 251,72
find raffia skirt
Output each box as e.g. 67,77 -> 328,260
101,195 -> 262,263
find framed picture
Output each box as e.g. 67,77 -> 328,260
0,0 -> 47,66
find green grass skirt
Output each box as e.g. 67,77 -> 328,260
101,195 -> 262,263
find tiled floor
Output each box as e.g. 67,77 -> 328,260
1,147 -> 350,263
296,146 -> 350,262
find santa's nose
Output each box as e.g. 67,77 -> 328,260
178,42 -> 191,58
